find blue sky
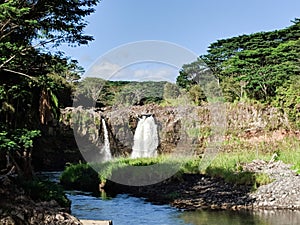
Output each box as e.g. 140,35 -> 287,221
58,0 -> 300,81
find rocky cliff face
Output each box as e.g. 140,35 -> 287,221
60,102 -> 290,162
61,104 -> 204,161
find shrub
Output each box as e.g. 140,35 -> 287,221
21,179 -> 70,207
60,163 -> 99,192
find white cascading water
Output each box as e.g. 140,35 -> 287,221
131,115 -> 159,158
101,118 -> 112,162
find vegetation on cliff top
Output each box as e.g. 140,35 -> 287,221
74,19 -> 300,128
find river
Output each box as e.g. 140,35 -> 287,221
39,172 -> 300,225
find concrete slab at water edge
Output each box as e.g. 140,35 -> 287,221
80,220 -> 113,225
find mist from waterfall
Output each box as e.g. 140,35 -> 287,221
101,118 -> 112,162
131,115 -> 159,158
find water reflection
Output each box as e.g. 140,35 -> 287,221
179,210 -> 300,225
253,210 -> 300,225
38,172 -> 300,225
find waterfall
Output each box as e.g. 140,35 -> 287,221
131,115 -> 159,158
100,118 -> 112,162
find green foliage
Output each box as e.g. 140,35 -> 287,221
222,40 -> 300,101
60,154 -> 274,193
220,76 -> 245,102
190,19 -> 300,103
75,77 -> 107,106
0,0 -> 99,181
60,163 -> 99,192
205,159 -> 272,190
75,79 -> 168,107
0,0 -> 98,125
188,85 -> 206,105
273,75 -> 300,129
160,89 -> 196,106
163,82 -> 180,99
114,81 -> 166,106
176,69 -> 193,89
59,137 -> 300,194
176,59 -> 223,104
273,137 -> 300,173
0,126 -> 41,151
21,179 -> 70,207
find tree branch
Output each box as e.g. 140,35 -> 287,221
0,24 -> 19,41
0,19 -> 11,33
2,69 -> 38,81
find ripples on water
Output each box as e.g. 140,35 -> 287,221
38,172 -> 300,225
67,192 -> 187,225
67,192 -> 300,225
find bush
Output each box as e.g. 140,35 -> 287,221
60,163 -> 99,192
273,76 -> 300,129
21,179 -> 70,207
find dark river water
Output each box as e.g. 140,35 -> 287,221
39,172 -> 300,225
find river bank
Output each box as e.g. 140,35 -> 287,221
0,175 -> 83,224
103,160 -> 300,211
1,159 -> 299,225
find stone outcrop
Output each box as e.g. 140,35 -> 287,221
247,160 -> 300,210
0,175 -> 82,225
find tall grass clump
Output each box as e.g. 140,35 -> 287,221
60,163 -> 99,192
204,151 -> 273,190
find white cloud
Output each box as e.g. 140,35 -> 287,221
84,60 -> 121,79
133,67 -> 178,82
84,60 -> 179,82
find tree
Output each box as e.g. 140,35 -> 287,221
176,59 -> 221,103
75,77 -> 107,107
163,82 -> 180,99
176,69 -> 193,89
0,0 -> 100,179
114,81 -> 166,106
191,18 -> 300,102
188,84 -> 206,106
273,75 -> 300,129
222,39 -> 300,101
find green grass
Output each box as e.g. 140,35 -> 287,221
204,136 -> 300,190
60,154 -> 271,192
271,137 -> 300,172
60,137 -> 300,192
60,162 -> 99,192
203,151 -> 274,190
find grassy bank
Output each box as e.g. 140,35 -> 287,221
60,136 -> 300,192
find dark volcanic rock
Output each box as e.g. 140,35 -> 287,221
104,174 -> 254,211
0,175 -> 82,225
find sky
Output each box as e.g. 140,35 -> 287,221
58,0 -> 300,82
